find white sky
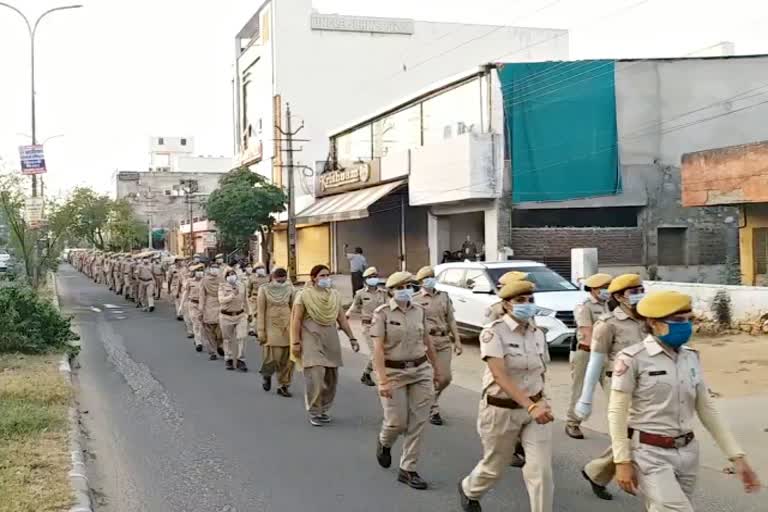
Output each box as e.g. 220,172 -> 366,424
1,0 -> 768,198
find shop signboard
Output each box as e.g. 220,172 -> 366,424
25,197 -> 44,227
18,145 -> 46,175
316,159 -> 381,197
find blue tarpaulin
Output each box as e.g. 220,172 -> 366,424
498,60 -> 621,202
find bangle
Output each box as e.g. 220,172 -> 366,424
527,403 -> 538,414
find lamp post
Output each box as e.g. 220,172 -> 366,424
0,2 -> 82,197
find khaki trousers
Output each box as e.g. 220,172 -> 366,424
153,276 -> 163,299
634,440 -> 698,512
362,325 -> 374,373
379,374 -> 434,472
177,297 -> 194,336
248,297 -> 259,332
123,276 -> 132,297
566,348 -> 605,427
462,401 -> 554,512
202,322 -> 223,355
430,346 -> 453,416
138,280 -> 155,308
115,275 -> 123,294
584,385 -> 615,486
304,366 -> 338,416
220,313 -> 247,361
260,346 -> 294,386
188,303 -> 203,348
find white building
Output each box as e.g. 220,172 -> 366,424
233,0 -> 569,276
148,135 -> 232,174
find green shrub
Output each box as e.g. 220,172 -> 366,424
0,286 -> 78,354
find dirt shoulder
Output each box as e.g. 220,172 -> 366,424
0,354 -> 73,512
692,333 -> 768,399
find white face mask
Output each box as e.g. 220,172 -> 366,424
209,268 -> 220,275
195,271 -> 204,279
256,268 -> 267,277
317,277 -> 332,289
365,277 -> 379,287
226,274 -> 238,284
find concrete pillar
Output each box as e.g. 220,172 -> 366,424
571,248 -> 599,286
484,206 -> 499,262
428,212 -> 439,266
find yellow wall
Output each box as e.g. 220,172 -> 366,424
273,224 -> 330,280
739,203 -> 768,285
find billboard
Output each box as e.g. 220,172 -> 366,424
18,145 -> 47,175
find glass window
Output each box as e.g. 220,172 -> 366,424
372,105 -> 421,158
422,79 -> 482,146
158,137 -> 164,145
465,269 -> 491,291
437,268 -> 465,287
486,266 -> 578,292
336,125 -> 372,165
181,138 -> 187,146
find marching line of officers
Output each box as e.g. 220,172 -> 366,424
68,250 -> 761,511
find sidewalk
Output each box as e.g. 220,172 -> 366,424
345,316 -> 768,481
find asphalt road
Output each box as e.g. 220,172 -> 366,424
57,265 -> 762,512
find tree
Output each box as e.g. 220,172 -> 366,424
206,167 -> 286,253
107,199 -> 147,251
66,187 -> 112,250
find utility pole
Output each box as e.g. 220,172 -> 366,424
180,179 -> 198,256
276,103 -> 304,281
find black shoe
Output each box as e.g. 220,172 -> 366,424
458,482 -> 482,512
217,347 -> 225,357
136,303 -> 141,308
248,330 -> 256,337
309,416 -> 323,427
148,306 -> 154,312
376,441 -> 392,468
582,470 -> 613,500
318,413 -> 331,424
187,333 -> 194,339
276,386 -> 292,398
195,345 -> 203,352
360,371 -> 375,387
566,425 -> 585,440
397,469 -> 428,490
430,413 -> 444,426
509,453 -> 526,468
225,359 -> 235,371
176,316 -> 183,321
236,360 -> 248,372
262,376 -> 272,391
209,354 -> 218,361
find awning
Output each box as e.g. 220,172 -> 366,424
295,180 -> 406,225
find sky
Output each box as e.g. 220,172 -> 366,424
1,0 -> 768,198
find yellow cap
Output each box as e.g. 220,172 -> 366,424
215,253 -> 224,259
637,291 -> 692,319
607,274 -> 642,294
498,280 -> 535,300
189,263 -> 205,271
498,271 -> 529,286
363,266 -> 378,278
415,266 -> 434,282
386,271 -> 414,289
583,273 -> 613,289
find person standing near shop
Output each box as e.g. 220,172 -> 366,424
247,262 -> 270,337
201,261 -> 225,360
219,268 -> 249,372
575,273 -> 646,501
344,245 -> 367,295
458,280 -> 554,512
413,266 -> 462,426
257,267 -> 296,396
371,271 -> 440,490
610,290 -> 761,510
290,264 -> 359,427
566,273 -> 613,440
346,266 -> 388,387
180,263 -> 206,352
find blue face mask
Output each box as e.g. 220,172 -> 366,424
598,289 -> 611,301
658,320 -> 693,348
511,303 -> 538,321
394,288 -> 414,302
422,277 -> 437,290
628,292 -> 645,306
317,278 -> 332,289
365,277 -> 379,287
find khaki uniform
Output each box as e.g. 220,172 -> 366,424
200,274 -> 223,355
136,263 -> 155,308
370,299 -> 434,472
567,296 -> 610,428
295,290 -> 343,416
462,315 -> 553,511
612,337 -> 705,512
104,259 -> 113,289
122,260 -> 134,298
257,283 -> 296,386
219,281 -> 248,362
180,277 -> 204,349
584,306 -> 646,486
247,274 -> 270,334
485,301 -> 505,322
414,289 -> 457,416
93,256 -> 103,284
152,261 -> 164,299
113,260 -> 123,293
348,286 -> 388,374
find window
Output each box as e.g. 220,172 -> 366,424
437,268 -> 465,287
754,228 -> 768,275
372,105 -> 421,158
335,125 -> 372,165
181,138 -> 187,146
465,269 -> 491,291
487,266 -> 578,292
422,79 -> 482,146
657,227 -> 687,265
158,137 -> 164,145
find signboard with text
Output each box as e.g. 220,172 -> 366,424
310,14 -> 414,35
18,145 -> 47,175
315,160 -> 381,197
25,197 -> 44,227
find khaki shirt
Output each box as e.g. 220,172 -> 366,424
183,278 -> 202,304
137,263 -> 153,280
218,282 -> 246,314
479,315 -> 549,399
370,299 -> 428,362
349,287 -> 388,322
200,275 -> 221,323
168,266 -> 180,296
256,284 -> 295,346
574,296 -> 610,344
485,301 -> 505,322
591,306 -> 646,364
152,262 -> 164,277
413,290 -> 457,351
612,336 -> 704,438
247,274 -> 270,299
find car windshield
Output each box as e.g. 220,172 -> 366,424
487,266 -> 578,292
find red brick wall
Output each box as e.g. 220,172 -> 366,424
510,227 -> 643,265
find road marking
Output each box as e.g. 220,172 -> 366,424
90,306 -> 102,313
110,310 -> 125,315
115,316 -> 127,320
104,304 -> 120,309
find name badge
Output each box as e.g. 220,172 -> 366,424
649,370 -> 667,376
389,321 -> 401,326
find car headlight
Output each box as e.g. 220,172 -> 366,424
535,307 -> 555,317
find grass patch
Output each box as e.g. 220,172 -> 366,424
0,354 -> 73,511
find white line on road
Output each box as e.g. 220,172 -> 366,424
90,306 -> 102,313
104,304 -> 121,309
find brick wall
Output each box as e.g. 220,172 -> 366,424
509,227 -> 643,265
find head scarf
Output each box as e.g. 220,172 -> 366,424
299,285 -> 340,326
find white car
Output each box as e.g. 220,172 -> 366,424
434,261 -> 587,351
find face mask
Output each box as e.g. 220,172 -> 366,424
317,277 -> 332,289
658,320 -> 693,348
209,268 -> 220,275
511,303 -> 538,320
274,279 -> 288,286
216,259 -> 223,264
256,269 -> 267,277
394,288 -> 413,302
598,289 -> 611,301
365,277 -> 379,287
195,271 -> 204,279
422,277 -> 437,290
226,274 -> 238,284
628,292 -> 645,306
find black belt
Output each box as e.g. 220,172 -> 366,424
429,328 -> 447,336
384,355 -> 428,369
221,309 -> 244,316
486,391 -> 543,410
362,319 -> 372,325
190,299 -> 199,304
140,278 -> 152,281
606,371 -> 613,377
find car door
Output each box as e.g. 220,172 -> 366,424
435,268 -> 468,324
463,268 -> 496,327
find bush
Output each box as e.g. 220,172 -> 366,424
0,285 -> 78,354
712,289 -> 732,328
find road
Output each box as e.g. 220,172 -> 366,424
57,265 -> 762,512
